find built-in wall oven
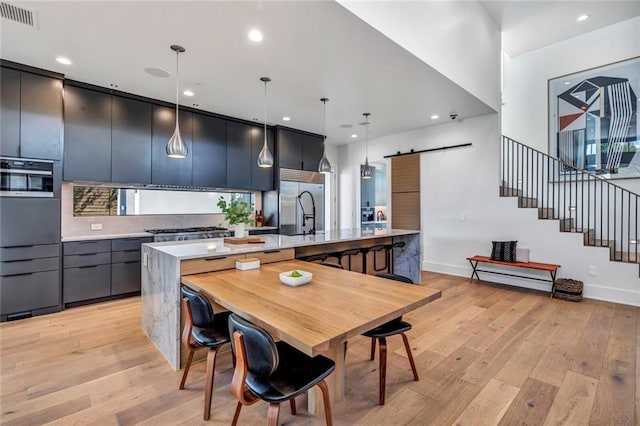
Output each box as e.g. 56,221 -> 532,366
0,157 -> 54,197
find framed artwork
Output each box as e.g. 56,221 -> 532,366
548,57 -> 639,179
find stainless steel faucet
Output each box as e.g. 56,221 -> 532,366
297,190 -> 316,235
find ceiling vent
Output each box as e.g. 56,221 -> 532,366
1,2 -> 38,28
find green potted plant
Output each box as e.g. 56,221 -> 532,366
217,196 -> 254,237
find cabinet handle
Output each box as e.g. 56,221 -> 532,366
123,249 -> 139,253
3,259 -> 33,263
205,256 -> 226,261
78,253 -> 98,257
3,272 -> 34,277
123,261 -> 139,264
79,265 -> 98,269
4,245 -> 34,249
77,241 -> 98,244
263,250 -> 281,254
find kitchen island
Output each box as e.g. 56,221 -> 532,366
141,228 -> 420,370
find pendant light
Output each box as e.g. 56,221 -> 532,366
166,45 -> 188,159
361,112 -> 373,179
318,97 -> 332,174
257,77 -> 274,168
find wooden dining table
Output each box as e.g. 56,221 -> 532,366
180,259 -> 442,415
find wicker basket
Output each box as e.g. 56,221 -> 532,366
553,278 -> 583,301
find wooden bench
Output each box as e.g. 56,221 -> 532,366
466,255 -> 561,298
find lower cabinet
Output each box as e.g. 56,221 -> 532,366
0,243 -> 61,321
62,237 -> 151,306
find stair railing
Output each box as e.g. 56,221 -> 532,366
501,136 -> 638,264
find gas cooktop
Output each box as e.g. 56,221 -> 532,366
145,226 -> 228,234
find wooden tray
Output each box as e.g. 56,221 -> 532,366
223,237 -> 264,244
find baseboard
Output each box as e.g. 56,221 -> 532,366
422,260 -> 640,307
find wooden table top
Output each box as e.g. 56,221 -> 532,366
181,260 -> 441,357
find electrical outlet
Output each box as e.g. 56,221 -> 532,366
143,252 -> 148,267
90,223 -> 103,231
588,265 -> 598,276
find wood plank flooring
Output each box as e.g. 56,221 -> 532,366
1,272 -> 637,425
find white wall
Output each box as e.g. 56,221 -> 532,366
337,114 -> 639,306
502,16 -> 640,193
337,0 -> 502,112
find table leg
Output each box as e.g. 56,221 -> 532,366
549,270 -> 557,299
308,344 -> 344,415
468,260 -> 480,282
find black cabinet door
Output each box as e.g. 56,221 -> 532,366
302,134 -> 324,172
277,128 -> 303,170
226,121 -> 252,189
151,105 -> 193,186
111,261 -> 141,295
20,73 -> 63,160
0,67 -> 20,157
63,85 -> 112,181
251,125 -> 275,190
111,96 -> 152,184
0,198 -> 60,246
1,270 -> 60,315
192,113 -> 227,188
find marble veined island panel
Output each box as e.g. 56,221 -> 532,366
141,228 -> 421,370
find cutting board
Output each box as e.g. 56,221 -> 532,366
223,237 -> 265,244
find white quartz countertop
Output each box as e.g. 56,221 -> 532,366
62,232 -> 153,242
144,228 -> 419,260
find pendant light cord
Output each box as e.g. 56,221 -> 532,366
323,100 -> 327,146
175,50 -> 180,127
263,80 -> 267,141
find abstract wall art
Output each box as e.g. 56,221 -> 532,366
549,57 -> 639,179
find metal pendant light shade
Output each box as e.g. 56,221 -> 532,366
361,112 -> 373,179
257,77 -> 274,168
318,97 -> 332,174
166,45 -> 188,159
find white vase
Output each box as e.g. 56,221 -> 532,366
234,223 -> 245,238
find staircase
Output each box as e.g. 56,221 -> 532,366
501,136 -> 639,275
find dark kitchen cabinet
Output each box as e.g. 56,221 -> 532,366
151,105 -> 193,186
21,73 -> 63,160
1,67 -> 20,157
277,128 -> 303,170
64,85 -> 112,181
302,134 -> 324,172
0,198 -> 60,246
226,121 -> 252,189
0,68 -> 63,160
112,96 -> 152,184
192,113 -> 227,188
277,128 -> 324,172
251,125 -> 275,191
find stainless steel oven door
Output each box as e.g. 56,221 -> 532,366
0,158 -> 54,197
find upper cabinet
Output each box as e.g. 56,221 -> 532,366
63,85 -> 112,182
276,127 -> 324,172
251,125 -> 275,191
1,67 -> 63,160
151,105 -> 193,186
111,96 -> 152,184
226,121 -> 252,190
192,113 -> 227,188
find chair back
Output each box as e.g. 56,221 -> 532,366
181,286 -> 215,328
228,314 -> 279,377
375,273 -> 414,284
320,260 -> 344,269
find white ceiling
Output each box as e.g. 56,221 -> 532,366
480,1 -> 640,57
1,1 -> 637,146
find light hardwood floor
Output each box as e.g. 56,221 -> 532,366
1,272 -> 637,425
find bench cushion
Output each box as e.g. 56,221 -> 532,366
491,241 -> 517,262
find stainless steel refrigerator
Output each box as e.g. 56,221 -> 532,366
279,169 -> 324,235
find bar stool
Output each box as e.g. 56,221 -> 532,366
385,241 -> 406,274
328,248 -> 360,271
304,254 -> 329,263
360,244 -> 387,274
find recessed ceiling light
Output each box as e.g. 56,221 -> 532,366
145,67 -> 170,78
430,114 -> 439,120
577,14 -> 589,22
248,29 -> 263,42
282,116 -> 291,121
110,83 -> 118,88
55,56 -> 71,65
351,134 -> 358,138
564,81 -> 571,85
192,103 -> 200,107
183,90 -> 194,97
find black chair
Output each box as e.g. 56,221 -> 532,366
305,253 -> 329,263
228,313 -> 335,426
179,286 -> 232,420
361,273 -> 419,405
319,260 -> 344,269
